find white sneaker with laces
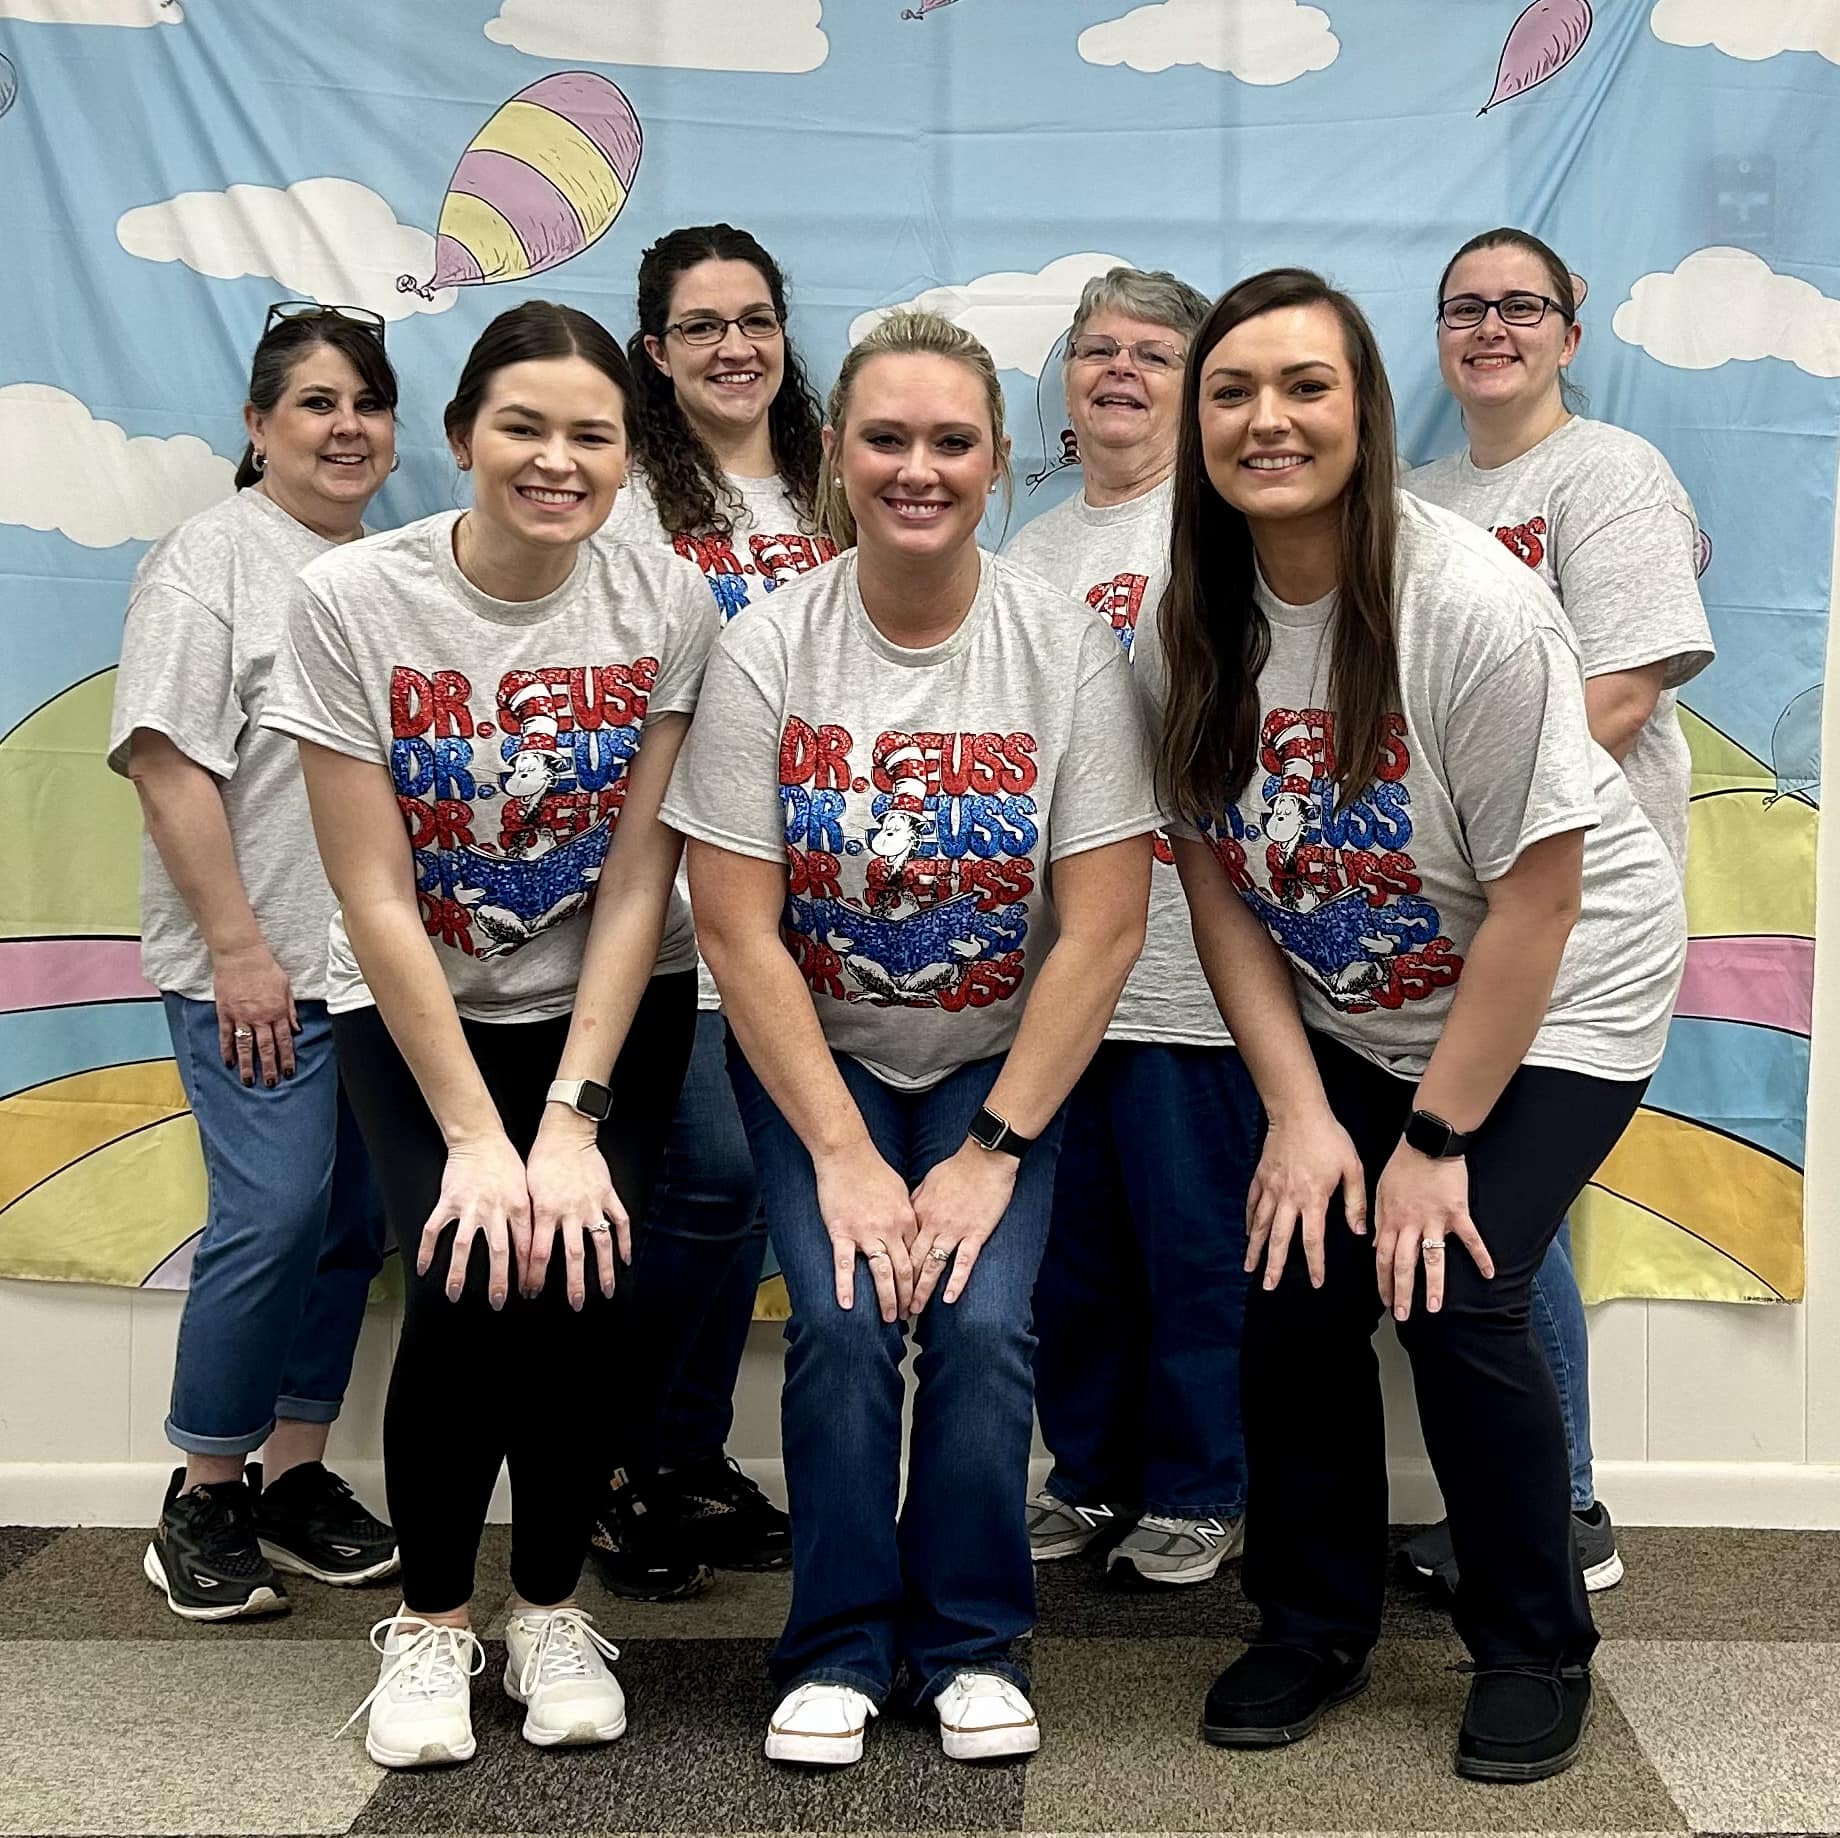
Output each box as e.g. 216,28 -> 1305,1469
342,1615 -> 483,1769
503,1605 -> 627,1747
934,1670 -> 1041,1761
764,1681 -> 877,1766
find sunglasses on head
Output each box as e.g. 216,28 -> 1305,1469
263,300 -> 388,344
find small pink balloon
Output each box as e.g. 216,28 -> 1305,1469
1480,0 -> 1593,114
1695,529 -> 1712,578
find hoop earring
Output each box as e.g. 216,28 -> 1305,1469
252,450 -> 266,475
390,454 -> 401,473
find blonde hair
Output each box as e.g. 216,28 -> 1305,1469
817,308 -> 1014,548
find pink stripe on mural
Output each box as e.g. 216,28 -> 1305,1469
434,233 -> 483,288
450,148 -> 582,268
521,72 -> 642,183
1676,934 -> 1814,1036
0,938 -> 157,1014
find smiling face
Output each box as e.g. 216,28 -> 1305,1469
1197,301 -> 1360,543
644,257 -> 786,447
825,352 -> 1005,566
1065,309 -> 1186,467
448,355 -> 628,551
245,342 -> 395,529
1437,244 -> 1579,418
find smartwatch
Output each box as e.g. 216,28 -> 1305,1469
1403,1108 -> 1470,1160
967,1105 -> 1034,1158
547,1078 -> 613,1124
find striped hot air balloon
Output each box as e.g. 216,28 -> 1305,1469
399,71 -> 642,300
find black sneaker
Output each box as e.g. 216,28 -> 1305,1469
659,1455 -> 792,1571
1455,1662 -> 1593,1782
142,1469 -> 290,1621
1200,1641 -> 1372,1747
251,1461 -> 399,1586
588,1469 -> 715,1602
1402,1507 -> 1624,1595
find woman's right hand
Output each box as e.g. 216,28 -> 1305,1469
419,1133 -> 532,1310
813,1141 -> 917,1323
1245,1107 -> 1368,1292
212,942 -> 298,1088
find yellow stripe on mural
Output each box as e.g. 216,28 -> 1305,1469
471,101 -> 626,237
1685,789 -> 1817,939
0,1059 -> 189,1212
436,190 -> 531,283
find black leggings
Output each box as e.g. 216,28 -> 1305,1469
333,972 -> 695,1612
1241,1030 -> 1646,1669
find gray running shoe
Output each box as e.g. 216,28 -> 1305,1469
1026,1491 -> 1128,1562
1106,1512 -> 1244,1585
1401,1505 -> 1624,1595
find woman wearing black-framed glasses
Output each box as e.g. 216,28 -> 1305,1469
109,303 -> 401,1622
1406,227 -> 1714,1606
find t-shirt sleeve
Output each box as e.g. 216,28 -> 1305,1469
260,576 -> 388,766
1559,495 -> 1714,690
646,556 -> 720,718
659,642 -> 788,864
1446,625 -> 1600,882
1046,622 -> 1164,862
107,582 -> 242,780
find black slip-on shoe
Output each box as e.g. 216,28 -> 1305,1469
1201,1642 -> 1373,1747
1455,1663 -> 1593,1783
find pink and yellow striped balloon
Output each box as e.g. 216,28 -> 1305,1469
400,71 -> 642,299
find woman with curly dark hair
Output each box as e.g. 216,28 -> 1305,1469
588,225 -> 832,1596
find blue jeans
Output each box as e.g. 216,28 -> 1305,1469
1034,1041 -> 1259,1519
637,1011 -> 768,1473
729,1043 -> 1066,1708
1532,1219 -> 1596,1511
162,994 -> 387,1456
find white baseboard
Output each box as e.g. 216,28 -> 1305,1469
9,1457 -> 1840,1530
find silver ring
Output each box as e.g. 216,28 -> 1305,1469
1421,1239 -> 1446,1256
866,1250 -> 890,1262
585,1220 -> 612,1235
927,1247 -> 951,1264
232,1026 -> 254,1040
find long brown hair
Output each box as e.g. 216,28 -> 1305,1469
1156,268 -> 1400,823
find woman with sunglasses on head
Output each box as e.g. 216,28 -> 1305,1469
583,225 -> 834,1593
1404,229 -> 1714,1600
664,309 -> 1158,1767
1138,270 -> 1685,1780
263,301 -> 714,1769
1006,266 -> 1262,1588
110,301 -> 400,1623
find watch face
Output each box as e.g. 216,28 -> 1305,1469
578,1080 -> 613,1123
968,1108 -> 1002,1149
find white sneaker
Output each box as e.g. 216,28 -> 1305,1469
341,1615 -> 483,1769
503,1605 -> 627,1747
934,1671 -> 1041,1762
764,1682 -> 877,1766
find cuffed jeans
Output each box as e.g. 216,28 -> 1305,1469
730,1043 -> 1065,1707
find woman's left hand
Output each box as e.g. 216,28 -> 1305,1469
907,1141 -> 1020,1313
524,1118 -> 629,1310
1372,1143 -> 1495,1320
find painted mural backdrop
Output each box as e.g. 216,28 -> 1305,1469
1,0 -> 1835,1307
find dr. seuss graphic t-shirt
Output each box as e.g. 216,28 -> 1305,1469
662,548 -> 1163,1092
263,512 -> 716,1022
1138,494 -> 1686,1081
1407,417 -> 1714,875
1006,478 -> 1228,1047
108,488 -> 352,1003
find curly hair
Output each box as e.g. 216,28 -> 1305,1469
626,224 -> 826,537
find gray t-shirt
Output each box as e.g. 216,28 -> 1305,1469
1006,478 -> 1228,1047
1406,417 -> 1714,875
661,548 -> 1163,1092
263,512 -> 716,1022
107,488 -> 346,1002
1138,493 -> 1686,1082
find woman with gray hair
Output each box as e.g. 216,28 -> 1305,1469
1008,267 -> 1261,1587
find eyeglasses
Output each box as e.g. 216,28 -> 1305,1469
1437,292 -> 1571,331
665,310 -> 783,346
1068,332 -> 1185,373
263,300 -> 387,343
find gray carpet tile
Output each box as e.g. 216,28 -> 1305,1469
0,1526 -> 61,1584
1595,1641 -> 1840,1833
0,1638 -> 383,1835
572,1565 -> 794,1641
1590,1532 -> 1840,1643
351,1638 -> 1026,1834
1019,1637 -> 1687,1833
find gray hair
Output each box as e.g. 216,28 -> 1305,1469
1067,265 -> 1212,352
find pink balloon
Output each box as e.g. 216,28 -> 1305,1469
1695,528 -> 1712,578
1480,0 -> 1593,114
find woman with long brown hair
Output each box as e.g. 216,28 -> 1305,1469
1140,269 -> 1685,1781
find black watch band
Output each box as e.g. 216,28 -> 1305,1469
1403,1108 -> 1470,1160
967,1104 -> 1033,1158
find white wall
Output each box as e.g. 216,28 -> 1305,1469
5,555 -> 1838,1529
